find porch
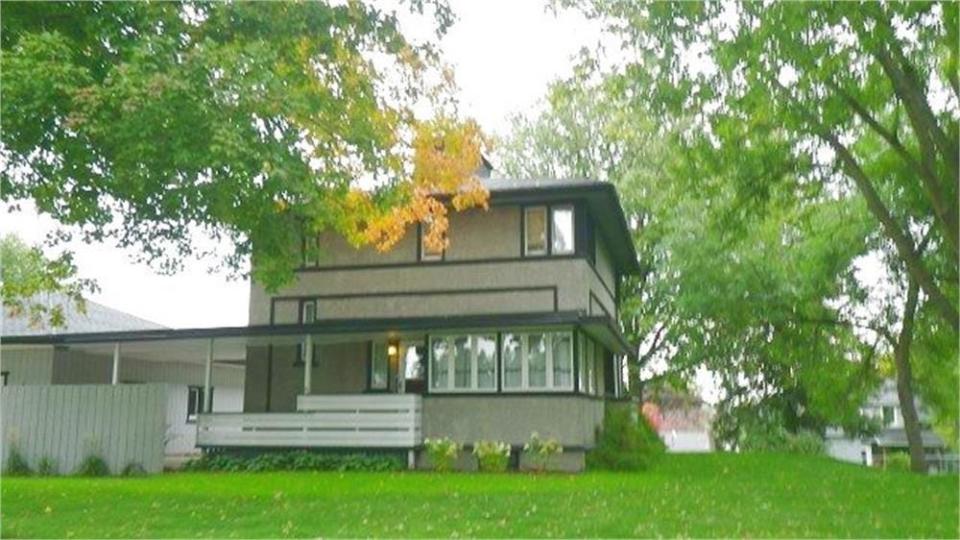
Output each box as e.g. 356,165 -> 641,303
196,394 -> 422,448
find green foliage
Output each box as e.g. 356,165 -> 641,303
587,406 -> 665,471
0,235 -> 98,328
522,432 -> 563,472
4,447 -> 32,477
120,462 -> 147,477
182,451 -> 404,473
0,1 -> 478,291
75,455 -> 110,477
424,437 -> 461,472
472,440 -> 510,473
6,454 -> 956,538
737,426 -> 824,456
36,456 -> 58,476
884,452 -> 912,472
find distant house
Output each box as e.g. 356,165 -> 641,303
826,380 -> 953,473
2,294 -> 246,459
645,389 -> 714,453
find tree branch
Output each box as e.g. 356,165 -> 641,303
828,81 -> 959,258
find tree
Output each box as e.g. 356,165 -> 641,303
570,0 -> 958,330
561,0 -> 958,470
1,1 -> 488,294
498,71 -> 880,440
1,234 -> 98,327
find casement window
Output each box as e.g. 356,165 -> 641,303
501,332 -> 574,391
524,207 -> 548,255
430,334 -> 497,392
187,386 -> 212,422
551,205 -> 575,254
302,234 -> 320,268
419,222 -> 444,261
370,343 -> 390,390
579,336 -> 602,396
524,205 -> 575,256
301,300 -> 317,324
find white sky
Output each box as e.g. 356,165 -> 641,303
2,1 -> 607,329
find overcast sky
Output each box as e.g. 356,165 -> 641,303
3,1 -> 606,329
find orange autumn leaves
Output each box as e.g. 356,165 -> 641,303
348,117 -> 490,253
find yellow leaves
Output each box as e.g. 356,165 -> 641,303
339,116 -> 490,254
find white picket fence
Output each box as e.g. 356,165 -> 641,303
197,394 -> 422,448
1,384 -> 167,474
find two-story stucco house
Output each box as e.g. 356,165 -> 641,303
3,174 -> 638,471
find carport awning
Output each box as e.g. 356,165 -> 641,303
2,310 -> 635,359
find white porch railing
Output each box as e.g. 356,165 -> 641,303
196,394 -> 422,448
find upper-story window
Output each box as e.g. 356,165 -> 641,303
301,300 -> 317,323
524,207 -> 548,255
551,206 -> 575,254
419,222 -> 444,261
524,205 -> 575,256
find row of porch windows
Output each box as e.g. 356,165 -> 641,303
302,331 -> 610,395
390,331 -> 607,395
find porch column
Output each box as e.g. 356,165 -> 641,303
111,342 -> 121,385
203,338 -> 214,413
303,334 -> 313,395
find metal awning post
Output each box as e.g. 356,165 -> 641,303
204,338 -> 214,413
111,342 -> 121,385
303,334 -> 313,395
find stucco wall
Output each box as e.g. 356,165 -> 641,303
253,258 -> 608,324
1,346 -> 54,384
250,203 -> 618,325
422,395 -> 605,448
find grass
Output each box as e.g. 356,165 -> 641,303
2,453 -> 957,538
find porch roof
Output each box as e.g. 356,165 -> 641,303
2,310 -> 635,359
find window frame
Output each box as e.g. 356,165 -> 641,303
523,204 -> 577,258
428,333 -> 499,393
500,331 -> 575,393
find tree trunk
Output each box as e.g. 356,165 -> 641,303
893,277 -> 926,473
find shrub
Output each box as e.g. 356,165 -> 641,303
121,462 -> 147,476
182,451 -> 404,473
4,446 -> 32,476
739,425 -> 824,455
75,455 -> 110,476
523,432 -> 563,472
587,405 -> 665,471
786,430 -> 825,455
884,452 -> 911,472
37,456 -> 58,476
424,437 -> 462,472
473,440 -> 510,473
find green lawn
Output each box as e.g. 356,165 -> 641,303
2,453 -> 957,538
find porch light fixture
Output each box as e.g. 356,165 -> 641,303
387,342 -> 399,358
